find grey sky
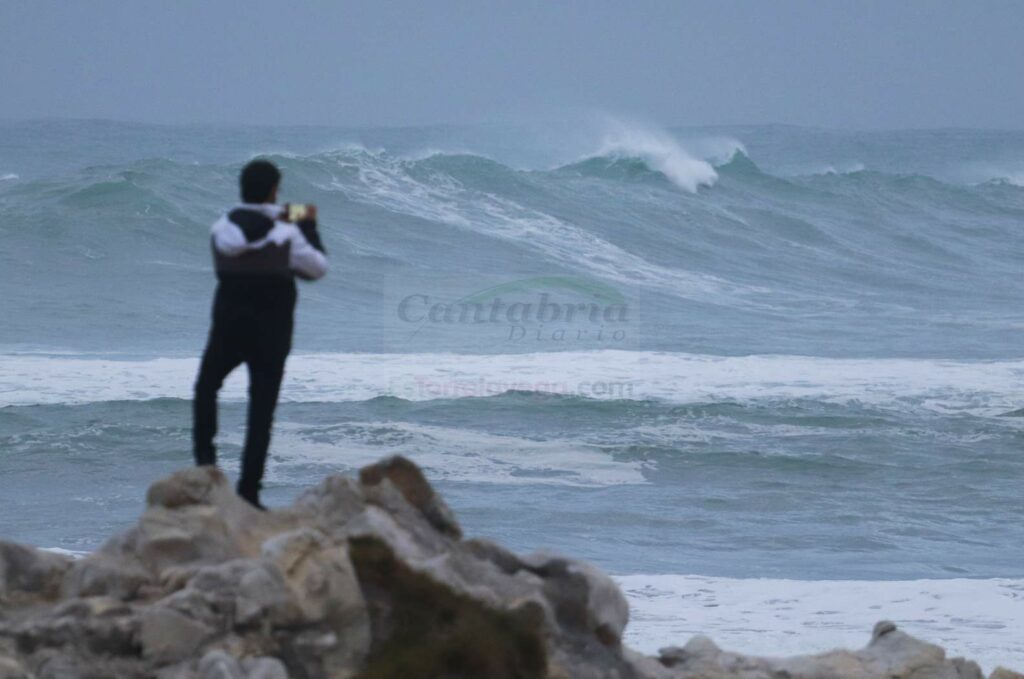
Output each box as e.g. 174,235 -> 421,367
1,0 -> 1022,129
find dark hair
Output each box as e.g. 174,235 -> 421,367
239,159 -> 281,203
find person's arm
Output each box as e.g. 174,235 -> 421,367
296,218 -> 326,254
288,206 -> 328,280
210,214 -> 248,256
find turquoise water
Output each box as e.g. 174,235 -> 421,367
1,120 -> 1023,584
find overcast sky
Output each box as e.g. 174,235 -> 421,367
1,0 -> 1022,129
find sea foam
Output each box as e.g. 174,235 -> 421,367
591,121 -> 719,192
618,574 -> 1024,674
2,351 -> 1022,415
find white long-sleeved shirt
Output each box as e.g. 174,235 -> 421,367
210,203 -> 328,280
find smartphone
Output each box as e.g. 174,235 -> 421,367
287,203 -> 310,222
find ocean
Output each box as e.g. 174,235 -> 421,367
1,119 -> 1022,669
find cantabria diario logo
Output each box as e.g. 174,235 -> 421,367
396,275 -> 631,345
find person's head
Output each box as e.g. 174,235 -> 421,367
239,159 -> 281,204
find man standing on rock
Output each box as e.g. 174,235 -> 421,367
193,160 -> 328,509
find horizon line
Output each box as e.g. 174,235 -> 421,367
2,115 -> 1024,135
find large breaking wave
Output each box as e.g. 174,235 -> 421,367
2,121 -> 1023,358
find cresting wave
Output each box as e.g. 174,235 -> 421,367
310,145 -> 766,305
2,351 -> 1023,413
579,123 -> 725,191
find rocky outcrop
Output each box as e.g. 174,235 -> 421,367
0,456 -> 1016,679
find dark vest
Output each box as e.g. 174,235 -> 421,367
213,209 -> 293,280
211,208 -> 297,324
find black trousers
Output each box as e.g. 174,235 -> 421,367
193,296 -> 292,503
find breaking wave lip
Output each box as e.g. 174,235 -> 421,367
2,351 -> 1023,415
617,574 -> 1024,674
0,173 -> 18,181
561,122 -> 722,192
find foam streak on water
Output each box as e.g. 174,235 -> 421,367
2,351 -> 1022,415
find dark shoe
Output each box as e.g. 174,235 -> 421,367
241,494 -> 267,511
237,485 -> 267,511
